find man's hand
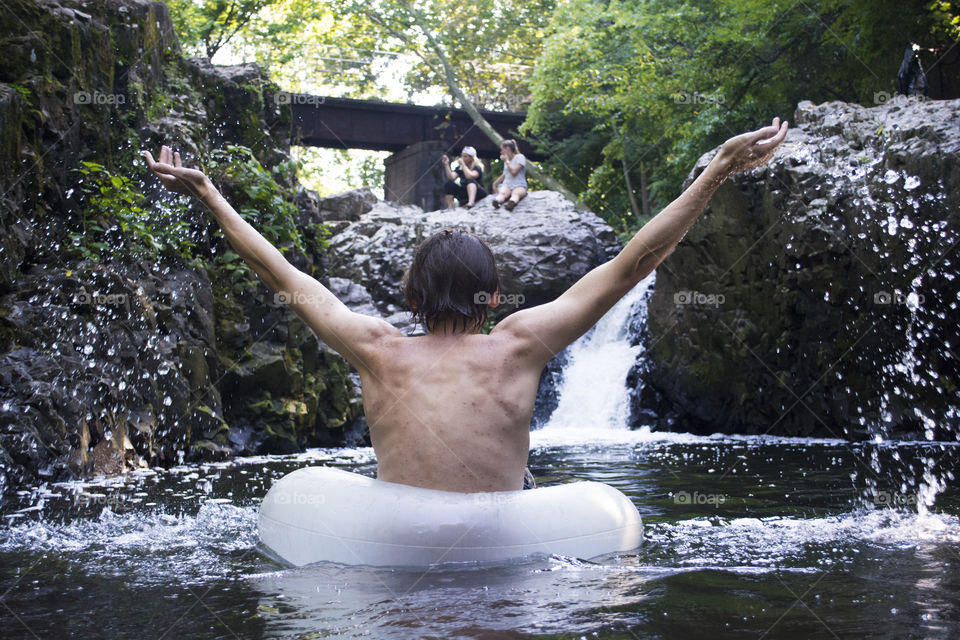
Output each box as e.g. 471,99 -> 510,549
144,145 -> 213,201
713,117 -> 789,177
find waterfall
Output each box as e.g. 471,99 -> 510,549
541,273 -> 655,431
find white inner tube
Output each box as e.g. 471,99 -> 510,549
258,466 -> 643,567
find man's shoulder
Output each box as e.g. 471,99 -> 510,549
488,313 -> 545,361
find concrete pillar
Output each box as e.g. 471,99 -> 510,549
384,140 -> 447,211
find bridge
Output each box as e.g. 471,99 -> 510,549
287,95 -> 542,210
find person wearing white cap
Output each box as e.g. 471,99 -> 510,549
441,146 -> 487,210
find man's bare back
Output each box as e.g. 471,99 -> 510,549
145,117 -> 788,493
361,327 -> 541,492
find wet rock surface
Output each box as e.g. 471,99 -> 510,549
0,0 -> 355,496
643,97 -> 960,438
327,190 -> 621,315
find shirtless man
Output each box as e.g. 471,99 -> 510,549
144,117 -> 788,493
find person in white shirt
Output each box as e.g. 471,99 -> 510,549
492,139 -> 527,211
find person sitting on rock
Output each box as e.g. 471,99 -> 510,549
492,139 -> 527,211
441,146 -> 487,210
143,117 -> 787,493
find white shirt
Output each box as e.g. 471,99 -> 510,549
502,154 -> 527,189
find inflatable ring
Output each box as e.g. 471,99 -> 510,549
258,466 -> 643,567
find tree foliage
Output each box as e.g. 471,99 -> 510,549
524,0 -> 960,227
329,0 -> 556,109
166,0 -> 959,224
168,0 -> 280,58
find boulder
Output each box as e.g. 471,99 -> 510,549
643,97 -> 960,438
319,187 -> 378,221
327,190 -> 621,316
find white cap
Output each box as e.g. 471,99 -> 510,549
461,146 -> 477,157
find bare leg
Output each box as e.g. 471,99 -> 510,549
445,194 -> 455,210
466,182 -> 477,207
504,187 -> 527,211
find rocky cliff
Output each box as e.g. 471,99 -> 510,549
642,98 -> 960,439
0,0 -> 359,496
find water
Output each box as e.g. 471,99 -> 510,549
1,437 -> 958,639
2,277 -> 959,639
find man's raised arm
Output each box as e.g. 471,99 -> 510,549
493,118 -> 789,365
143,146 -> 398,373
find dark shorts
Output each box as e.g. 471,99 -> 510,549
444,178 -> 488,203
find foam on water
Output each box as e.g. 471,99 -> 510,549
2,494 -> 955,583
645,509 -> 960,570
0,500 -> 261,583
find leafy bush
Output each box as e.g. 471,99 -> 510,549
208,145 -> 307,255
69,161 -> 195,262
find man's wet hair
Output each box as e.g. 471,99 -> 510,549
403,228 -> 500,333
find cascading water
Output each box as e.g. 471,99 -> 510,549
540,273 -> 654,431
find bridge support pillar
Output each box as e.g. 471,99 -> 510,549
384,140 -> 446,212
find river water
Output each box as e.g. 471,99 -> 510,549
1,279 -> 958,639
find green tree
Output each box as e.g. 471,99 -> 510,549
334,0 -> 575,198
525,0 -> 960,227
330,0 -> 555,109
168,0 -> 280,58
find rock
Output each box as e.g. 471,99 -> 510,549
0,0 -> 358,498
327,277 -> 419,336
643,97 -> 960,438
318,187 -> 377,221
185,57 -> 292,172
295,187 -> 322,225
327,190 -> 621,315
530,350 -> 568,430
